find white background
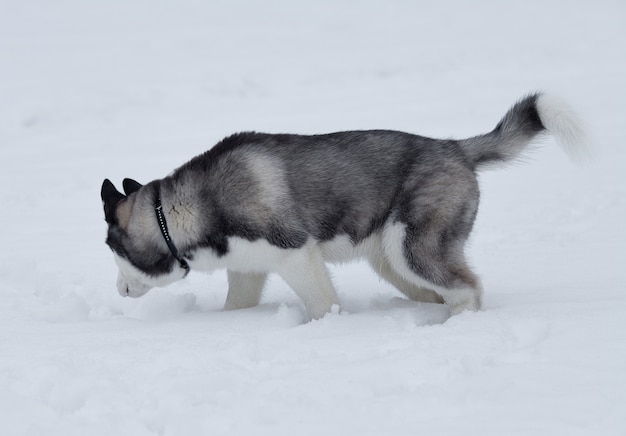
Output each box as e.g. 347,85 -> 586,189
1,1 -> 624,435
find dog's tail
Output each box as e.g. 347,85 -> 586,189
461,93 -> 590,169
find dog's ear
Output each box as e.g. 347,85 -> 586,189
122,178 -> 143,196
101,179 -> 126,224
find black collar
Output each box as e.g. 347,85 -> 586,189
155,194 -> 190,273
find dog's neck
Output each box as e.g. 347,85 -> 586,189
153,178 -> 204,251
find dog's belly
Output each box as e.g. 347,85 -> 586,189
319,233 -> 381,264
189,232 -> 383,273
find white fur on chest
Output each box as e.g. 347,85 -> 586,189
188,232 -> 383,273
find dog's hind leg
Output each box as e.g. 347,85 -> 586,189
382,223 -> 482,316
224,270 -> 268,311
277,242 -> 340,321
368,255 -> 444,304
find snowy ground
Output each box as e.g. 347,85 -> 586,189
1,1 -> 625,435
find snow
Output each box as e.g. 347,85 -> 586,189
1,1 -> 625,435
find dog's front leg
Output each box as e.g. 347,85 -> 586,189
277,242 -> 340,321
224,270 -> 268,311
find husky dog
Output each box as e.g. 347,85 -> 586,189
101,93 -> 587,320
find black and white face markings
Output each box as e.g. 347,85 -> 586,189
101,179 -> 187,298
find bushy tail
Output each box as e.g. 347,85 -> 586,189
461,92 -> 590,169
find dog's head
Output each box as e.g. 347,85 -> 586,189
101,178 -> 188,298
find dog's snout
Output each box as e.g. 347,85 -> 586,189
116,272 -> 130,297
116,270 -> 152,298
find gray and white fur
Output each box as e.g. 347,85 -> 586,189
101,93 -> 588,320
